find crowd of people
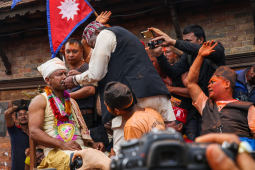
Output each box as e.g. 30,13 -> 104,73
4,11 -> 255,170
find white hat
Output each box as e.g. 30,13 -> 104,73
37,58 -> 67,80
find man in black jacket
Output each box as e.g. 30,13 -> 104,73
149,25 -> 225,140
64,24 -> 175,155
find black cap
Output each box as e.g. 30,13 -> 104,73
104,81 -> 133,109
212,66 -> 237,85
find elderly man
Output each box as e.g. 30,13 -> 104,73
5,105 -> 29,170
29,58 -> 104,170
234,65 -> 255,102
64,24 -> 175,154
186,41 -> 255,149
149,25 -> 225,141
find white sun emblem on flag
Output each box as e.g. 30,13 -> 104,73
58,0 -> 80,21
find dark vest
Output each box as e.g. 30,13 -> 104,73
201,99 -> 253,137
98,26 -> 170,124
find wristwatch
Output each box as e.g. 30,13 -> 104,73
73,76 -> 78,86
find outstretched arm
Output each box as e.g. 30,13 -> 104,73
186,41 -> 218,102
96,11 -> 112,24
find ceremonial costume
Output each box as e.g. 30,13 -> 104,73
37,58 -> 93,170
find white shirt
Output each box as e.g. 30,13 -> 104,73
75,30 -> 117,85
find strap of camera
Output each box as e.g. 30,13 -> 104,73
211,101 -> 223,133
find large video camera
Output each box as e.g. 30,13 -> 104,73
110,128 -> 238,170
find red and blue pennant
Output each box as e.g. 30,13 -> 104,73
47,0 -> 95,58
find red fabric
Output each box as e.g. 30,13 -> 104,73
184,138 -> 193,143
17,126 -> 21,129
49,0 -> 93,52
140,40 -> 145,47
173,107 -> 188,124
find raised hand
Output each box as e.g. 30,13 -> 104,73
148,27 -> 175,47
96,11 -> 112,24
198,40 -> 218,58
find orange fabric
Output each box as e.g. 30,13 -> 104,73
192,92 -> 237,115
124,108 -> 165,140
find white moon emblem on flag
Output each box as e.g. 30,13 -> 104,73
58,0 -> 80,21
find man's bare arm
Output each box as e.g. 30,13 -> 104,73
165,84 -> 190,98
29,95 -> 81,150
69,86 -> 95,100
186,41 -> 218,103
4,103 -> 17,127
81,39 -> 91,61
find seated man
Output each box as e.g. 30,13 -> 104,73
5,105 -> 29,170
166,107 -> 192,143
234,64 -> 255,102
29,58 -> 104,170
186,41 -> 255,149
104,81 -> 165,140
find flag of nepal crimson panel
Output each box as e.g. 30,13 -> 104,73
48,0 -> 93,57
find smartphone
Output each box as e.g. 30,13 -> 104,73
141,30 -> 155,39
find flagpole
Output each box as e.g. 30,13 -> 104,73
94,12 -> 99,17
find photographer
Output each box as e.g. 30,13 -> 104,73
148,25 -> 225,141
72,133 -> 255,170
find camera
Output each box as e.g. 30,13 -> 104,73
110,128 -> 237,170
70,153 -> 83,170
148,40 -> 162,49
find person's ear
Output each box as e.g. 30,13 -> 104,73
45,77 -> 51,85
114,108 -> 120,115
177,123 -> 183,132
198,37 -> 204,45
225,80 -> 231,89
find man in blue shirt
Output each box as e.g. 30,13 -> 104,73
5,105 -> 29,170
234,65 -> 255,102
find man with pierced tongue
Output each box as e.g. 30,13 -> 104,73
186,41 -> 255,149
29,58 -> 104,170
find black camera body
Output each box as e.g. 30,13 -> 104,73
70,153 -> 83,170
110,129 -> 237,170
148,40 -> 162,49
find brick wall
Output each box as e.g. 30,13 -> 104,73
0,0 -> 254,169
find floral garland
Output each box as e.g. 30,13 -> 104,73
45,86 -> 71,122
45,86 -> 77,141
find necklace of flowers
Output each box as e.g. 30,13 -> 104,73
44,86 -> 71,122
